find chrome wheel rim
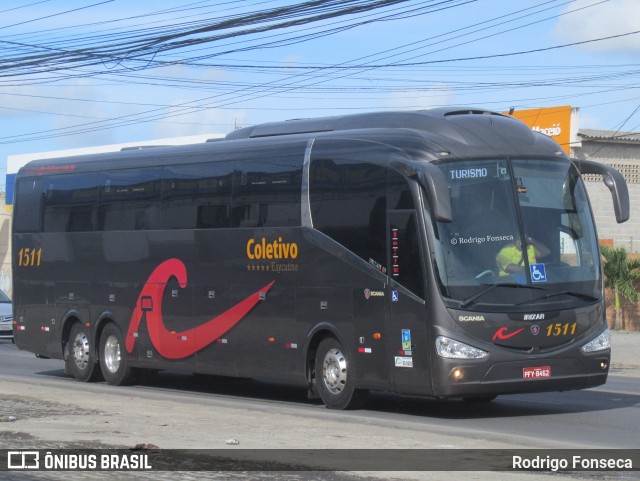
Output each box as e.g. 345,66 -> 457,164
72,332 -> 90,369
322,348 -> 347,395
103,335 -> 121,374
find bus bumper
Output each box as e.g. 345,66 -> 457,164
432,350 -> 610,398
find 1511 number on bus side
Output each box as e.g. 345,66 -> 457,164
18,248 -> 42,267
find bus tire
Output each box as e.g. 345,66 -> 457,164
66,322 -> 101,382
99,323 -> 138,386
315,337 -> 368,410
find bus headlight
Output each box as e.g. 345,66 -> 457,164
581,329 -> 611,353
435,336 -> 488,359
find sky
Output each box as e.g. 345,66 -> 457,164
1,0 -> 640,184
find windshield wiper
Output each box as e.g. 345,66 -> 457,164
460,283 -> 547,308
515,290 -> 599,306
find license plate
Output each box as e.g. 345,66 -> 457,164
0,324 -> 11,331
523,366 -> 551,380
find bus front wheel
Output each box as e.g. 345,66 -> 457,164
99,323 -> 138,386
66,322 -> 101,382
315,337 -> 368,410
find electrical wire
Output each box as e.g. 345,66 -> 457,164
0,0 -> 638,146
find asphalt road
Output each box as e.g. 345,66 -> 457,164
1,335 -> 639,481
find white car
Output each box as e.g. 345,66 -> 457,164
0,290 -> 13,341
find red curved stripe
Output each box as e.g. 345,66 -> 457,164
492,327 -> 525,341
126,258 -> 275,359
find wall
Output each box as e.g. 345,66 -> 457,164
574,135 -> 640,253
585,177 -> 640,252
0,193 -> 12,296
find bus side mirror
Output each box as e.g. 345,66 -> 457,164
574,159 -> 630,223
418,163 -> 452,223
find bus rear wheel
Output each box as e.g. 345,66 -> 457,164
66,322 -> 101,382
99,323 -> 138,386
315,337 -> 368,410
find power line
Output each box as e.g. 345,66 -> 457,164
0,0 -> 114,31
1,0 -> 638,147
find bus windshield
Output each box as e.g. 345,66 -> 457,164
431,157 -> 600,310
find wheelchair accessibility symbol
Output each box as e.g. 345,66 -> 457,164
530,263 -> 547,283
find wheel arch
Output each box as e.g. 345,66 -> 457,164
60,311 -> 82,359
304,322 -> 348,389
94,311 -> 117,354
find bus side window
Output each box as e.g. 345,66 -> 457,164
232,156 -> 302,228
392,214 -> 424,297
197,204 -> 230,229
388,170 -> 415,210
163,162 -> 234,230
310,159 -> 387,271
14,178 -> 44,233
98,169 -> 161,231
388,171 -> 424,297
43,174 -> 99,233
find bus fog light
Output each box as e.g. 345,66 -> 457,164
451,368 -> 464,380
436,336 -> 488,359
600,360 -> 608,370
581,329 -> 610,353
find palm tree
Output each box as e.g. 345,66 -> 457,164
601,245 -> 640,330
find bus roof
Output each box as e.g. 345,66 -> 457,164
17,108 -> 566,176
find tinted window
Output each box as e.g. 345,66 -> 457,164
431,158 -> 601,308
390,212 -> 424,296
163,162 -> 234,230
388,169 -> 415,210
310,159 -> 387,270
232,156 -> 302,228
388,172 -> 423,296
14,178 -> 44,233
98,169 -> 161,231
43,174 -> 99,232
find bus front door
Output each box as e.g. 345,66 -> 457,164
387,211 -> 432,396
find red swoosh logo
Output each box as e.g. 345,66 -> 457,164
492,327 -> 525,341
126,258 -> 275,359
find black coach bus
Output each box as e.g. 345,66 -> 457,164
12,109 -> 629,409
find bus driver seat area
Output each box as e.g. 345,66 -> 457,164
442,208 -> 517,284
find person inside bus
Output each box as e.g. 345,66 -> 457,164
496,235 -> 550,277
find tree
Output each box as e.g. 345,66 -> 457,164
601,245 -> 640,330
